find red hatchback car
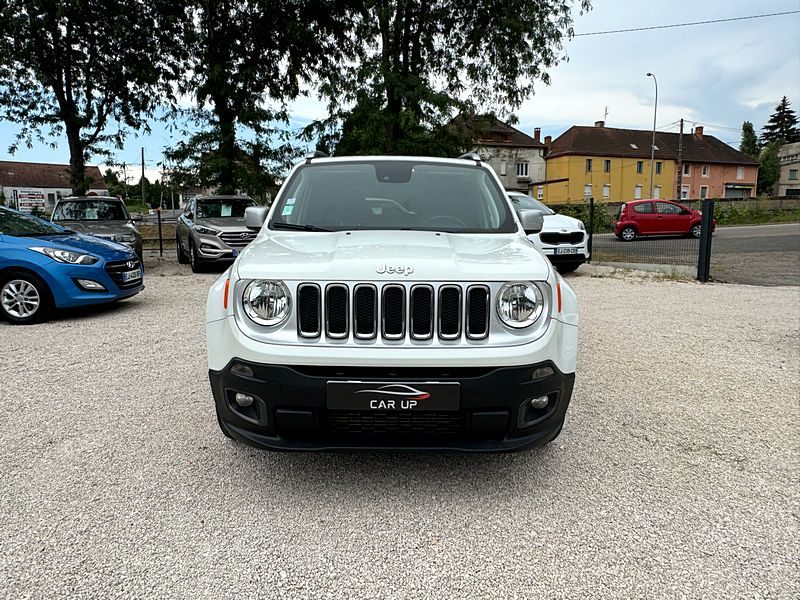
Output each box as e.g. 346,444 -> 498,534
614,199 -> 716,241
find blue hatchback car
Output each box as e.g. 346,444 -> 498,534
0,206 -> 144,324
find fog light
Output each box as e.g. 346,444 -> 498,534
235,393 -> 254,407
530,395 -> 549,410
76,279 -> 106,291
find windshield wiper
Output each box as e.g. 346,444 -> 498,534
271,222 -> 332,232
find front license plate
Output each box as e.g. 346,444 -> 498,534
555,247 -> 578,255
232,249 -> 239,257
121,268 -> 142,282
327,381 -> 460,411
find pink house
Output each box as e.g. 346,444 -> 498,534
677,127 -> 759,199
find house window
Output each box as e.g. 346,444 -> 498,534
700,186 -> 708,199
602,184 -> 610,199
737,166 -> 745,180
585,159 -> 592,173
500,160 -> 507,176
584,184 -> 592,197
789,169 -> 799,180
537,186 -> 544,200
655,161 -> 662,175
653,185 -> 661,199
701,164 -> 710,177
681,185 -> 690,199
636,161 -> 643,174
683,163 -> 691,176
604,159 -> 611,173
516,162 -> 529,178
634,185 -> 642,199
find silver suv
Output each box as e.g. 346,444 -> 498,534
176,195 -> 258,272
51,196 -> 143,258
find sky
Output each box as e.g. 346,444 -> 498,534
1,0 -> 799,183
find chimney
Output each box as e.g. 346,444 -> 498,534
594,120 -> 605,128
544,135 -> 552,146
694,126 -> 703,140
533,127 -> 541,143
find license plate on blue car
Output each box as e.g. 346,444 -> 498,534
121,269 -> 141,282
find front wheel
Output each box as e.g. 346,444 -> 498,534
620,226 -> 637,242
189,240 -> 204,273
0,272 -> 50,325
690,223 -> 702,238
177,236 -> 188,264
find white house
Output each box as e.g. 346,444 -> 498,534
472,118 -> 547,194
0,161 -> 108,213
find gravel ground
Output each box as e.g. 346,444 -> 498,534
1,263 -> 798,598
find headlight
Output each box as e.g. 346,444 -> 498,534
242,280 -> 291,326
496,282 -> 544,328
112,234 -> 136,243
578,221 -> 585,231
194,224 -> 220,236
29,246 -> 99,265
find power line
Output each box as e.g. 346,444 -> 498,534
574,11 -> 800,37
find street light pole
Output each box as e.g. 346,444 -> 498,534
646,72 -> 658,198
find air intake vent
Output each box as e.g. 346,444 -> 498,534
325,284 -> 348,338
297,284 -> 321,337
353,284 -> 377,339
466,285 -> 490,339
382,285 -> 405,339
410,285 -> 434,339
438,285 -> 461,339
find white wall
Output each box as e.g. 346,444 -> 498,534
475,146 -> 546,193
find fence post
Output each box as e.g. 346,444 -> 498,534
156,207 -> 164,258
587,197 -> 594,263
697,199 -> 714,282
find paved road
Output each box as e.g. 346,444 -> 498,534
2,269 -> 798,597
591,223 -> 800,286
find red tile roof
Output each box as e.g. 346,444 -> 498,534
0,161 -> 107,190
547,126 -> 760,165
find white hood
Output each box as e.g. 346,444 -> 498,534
236,230 -> 551,282
542,213 -> 584,232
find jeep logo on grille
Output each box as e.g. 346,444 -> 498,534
376,265 -> 414,276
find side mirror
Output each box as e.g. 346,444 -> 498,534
518,209 -> 544,235
244,206 -> 269,230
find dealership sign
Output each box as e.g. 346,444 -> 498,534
13,189 -> 46,213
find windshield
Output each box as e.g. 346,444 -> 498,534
53,200 -> 129,221
0,208 -> 65,237
269,160 -> 516,233
196,198 -> 255,218
508,194 -> 555,215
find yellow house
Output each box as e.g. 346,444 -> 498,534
535,123 -> 677,204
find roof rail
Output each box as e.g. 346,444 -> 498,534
457,152 -> 482,164
305,150 -> 329,164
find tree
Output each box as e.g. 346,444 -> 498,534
757,142 -> 781,195
761,96 -> 800,145
307,0 -> 591,155
0,1 -> 186,194
739,121 -> 759,158
165,0 -> 352,196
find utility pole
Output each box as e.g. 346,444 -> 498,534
646,72 -> 658,199
141,147 -> 146,208
676,118 -> 684,200
122,162 -> 128,200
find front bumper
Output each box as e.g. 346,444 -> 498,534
209,360 -> 574,451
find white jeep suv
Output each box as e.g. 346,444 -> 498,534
206,155 -> 579,451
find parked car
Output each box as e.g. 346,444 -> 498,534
205,154 -> 579,452
614,199 -> 716,241
51,196 -> 143,258
508,192 -> 588,272
176,195 -> 258,272
0,206 -> 143,325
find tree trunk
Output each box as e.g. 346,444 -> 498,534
215,101 -> 238,195
65,122 -> 87,195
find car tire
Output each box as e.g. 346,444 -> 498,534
690,223 -> 702,238
0,271 -> 51,325
620,226 -> 637,242
556,262 -> 581,274
189,240 -> 204,273
176,236 -> 188,264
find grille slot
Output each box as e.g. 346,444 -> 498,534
438,285 -> 462,339
297,284 -> 321,337
466,285 -> 490,339
539,231 -> 584,245
325,411 -> 466,436
382,285 -> 406,339
104,258 -> 142,289
353,284 -> 377,339
220,231 -> 257,248
325,284 -> 349,338
410,285 -> 434,339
